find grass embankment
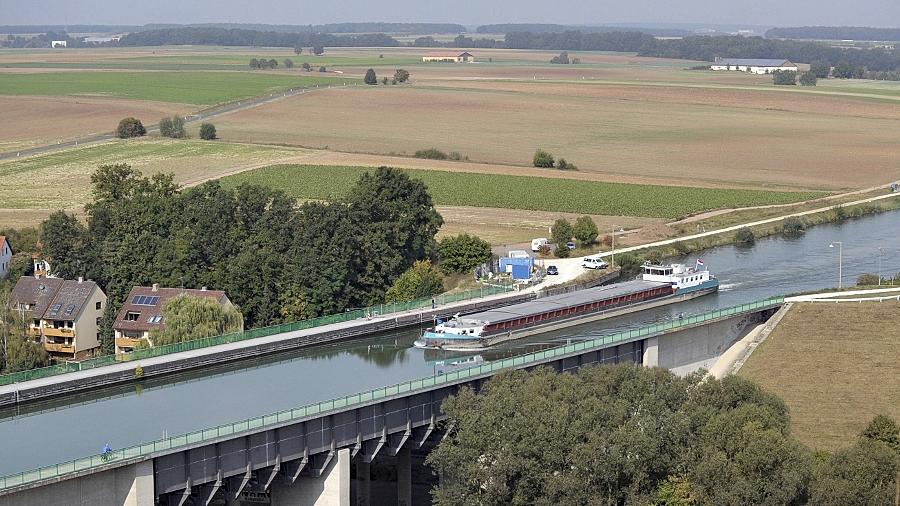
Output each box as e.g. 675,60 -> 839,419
219,164 -> 824,219
0,71 -> 345,105
739,302 -> 900,451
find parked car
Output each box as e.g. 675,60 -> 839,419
547,265 -> 559,275
581,256 -> 609,269
566,241 -> 576,250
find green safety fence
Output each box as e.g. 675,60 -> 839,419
0,283 -> 515,387
0,297 -> 783,491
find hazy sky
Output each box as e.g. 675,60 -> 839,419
2,0 -> 899,28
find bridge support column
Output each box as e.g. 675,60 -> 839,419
396,447 -> 411,506
124,460 -> 154,506
642,337 -> 659,367
354,459 -> 370,506
271,448 -> 350,506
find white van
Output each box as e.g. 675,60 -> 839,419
531,238 -> 549,252
581,256 -> 609,270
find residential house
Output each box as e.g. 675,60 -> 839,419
114,284 -> 234,354
9,276 -> 107,359
422,51 -> 475,63
710,58 -> 798,74
0,236 -> 11,279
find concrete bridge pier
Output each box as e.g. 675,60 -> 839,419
270,448 -> 350,506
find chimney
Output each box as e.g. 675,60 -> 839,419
152,283 -> 159,292
78,276 -> 84,283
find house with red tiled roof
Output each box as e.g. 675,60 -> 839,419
0,236 -> 11,279
9,276 -> 107,359
113,284 -> 234,354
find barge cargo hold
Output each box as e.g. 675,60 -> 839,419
415,262 -> 718,350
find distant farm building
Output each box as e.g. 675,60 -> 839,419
50,40 -> 67,48
710,58 -> 798,74
422,51 -> 475,63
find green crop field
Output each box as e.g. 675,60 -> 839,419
0,71 -> 347,105
220,164 -> 825,219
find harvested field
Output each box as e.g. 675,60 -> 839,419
213,85 -> 900,190
436,206 -> 661,245
0,95 -> 190,153
219,164 -> 822,219
739,302 -> 900,451
0,139 -> 311,210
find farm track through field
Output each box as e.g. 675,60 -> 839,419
0,81 -> 357,160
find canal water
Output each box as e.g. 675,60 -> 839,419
1,210 -> 898,476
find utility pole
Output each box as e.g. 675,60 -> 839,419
829,242 -> 843,289
611,226 -> 623,268
877,247 -> 885,286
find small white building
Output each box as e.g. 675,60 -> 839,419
0,236 -> 11,279
422,51 -> 475,63
50,40 -> 67,48
710,58 -> 798,74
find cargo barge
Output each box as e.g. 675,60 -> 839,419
414,262 -> 718,350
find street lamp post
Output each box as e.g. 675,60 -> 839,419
611,226 -> 624,268
877,247 -> 885,286
829,242 -> 843,289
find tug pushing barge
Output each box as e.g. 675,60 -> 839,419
415,262 -> 718,350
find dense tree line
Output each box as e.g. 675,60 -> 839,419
38,164 -> 442,343
476,23 -> 691,37
0,31 -> 92,49
504,31 -> 900,71
766,26 -> 900,42
430,365 -> 900,505
116,27 -> 399,48
141,22 -> 466,34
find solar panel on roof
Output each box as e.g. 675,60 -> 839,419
132,295 -> 160,306
131,295 -> 143,305
146,296 -> 160,305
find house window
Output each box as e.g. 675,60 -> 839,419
96,317 -> 101,325
125,312 -> 141,322
96,301 -> 102,310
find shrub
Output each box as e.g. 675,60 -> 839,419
799,71 -> 817,86
283,58 -> 294,68
550,51 -> 570,64
364,68 -> 377,85
533,149 -> 555,168
116,117 -> 146,138
382,76 -> 389,85
159,115 -> 185,139
734,227 -> 755,244
394,69 -> 410,83
318,66 -> 327,73
448,151 -> 465,161
199,123 -> 217,140
385,260 -> 445,303
438,234 -> 492,274
856,273 -> 880,286
557,158 -> 577,170
773,70 -> 797,85
414,148 -> 448,160
554,243 -> 570,258
782,216 -> 807,235
302,62 -> 312,71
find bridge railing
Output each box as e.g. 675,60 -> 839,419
0,297 -> 783,492
0,283 -> 515,387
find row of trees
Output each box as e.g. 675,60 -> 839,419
37,165 -> 442,353
550,216 -> 598,257
533,149 -> 576,170
116,117 -> 216,140
429,365 -> 900,505
773,70 -> 818,86
364,68 -> 410,85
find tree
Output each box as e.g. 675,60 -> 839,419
799,71 -> 818,86
810,437 -> 898,506
346,167 -> 443,304
293,45 -> 302,55
40,211 -> 94,279
97,300 -> 117,355
572,216 -> 599,245
394,69 -> 410,83
4,334 -> 49,373
283,58 -> 294,68
268,58 -> 278,69
159,115 -> 185,139
384,260 -> 445,303
319,66 -> 327,72
782,216 -> 807,235
857,273 -> 880,286
364,68 -> 377,85
551,218 -> 574,257
313,45 -> 324,55
550,51 -> 570,64
301,62 -> 311,71
249,58 -> 259,69
533,149 -> 555,168
438,234 -> 492,274
773,70 -> 797,85
556,158 -> 576,170
810,60 -> 831,78
381,76 -> 389,85
148,295 -> 243,346
116,117 -> 146,138
199,123 -> 217,140
429,366 -> 811,506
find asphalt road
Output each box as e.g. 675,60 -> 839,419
0,81 -> 356,161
